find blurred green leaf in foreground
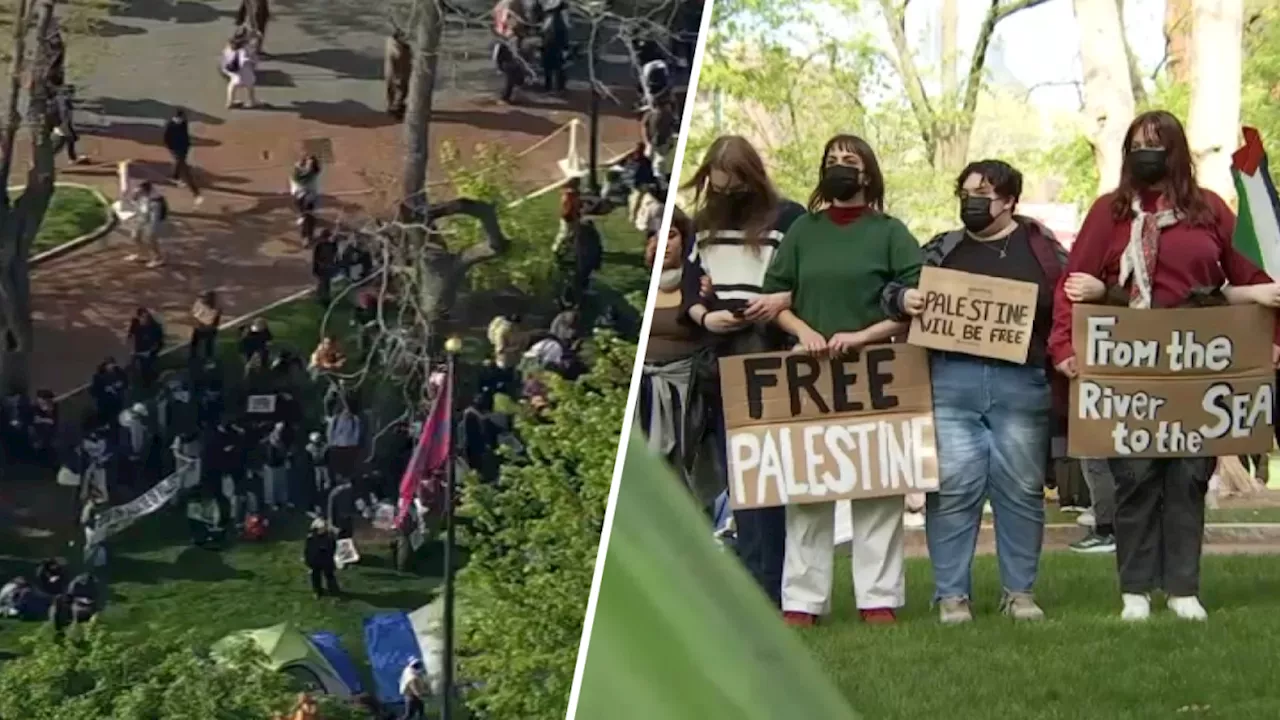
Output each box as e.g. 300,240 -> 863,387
572,435 -> 859,720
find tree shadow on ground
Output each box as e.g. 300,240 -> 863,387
95,20 -> 148,38
282,100 -> 399,129
341,585 -> 440,612
79,121 -> 223,148
254,69 -> 297,89
93,98 -> 225,126
270,49 -> 383,81
430,107 -> 563,136
110,0 -> 228,25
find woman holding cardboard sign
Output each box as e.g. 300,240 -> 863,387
888,160 -> 1066,625
760,134 -> 923,626
1049,110 -> 1280,622
681,136 -> 806,607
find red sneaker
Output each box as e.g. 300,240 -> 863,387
859,608 -> 897,625
782,611 -> 819,627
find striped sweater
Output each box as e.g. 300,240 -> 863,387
681,200 -> 806,314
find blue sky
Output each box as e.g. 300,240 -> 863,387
776,0 -> 1167,111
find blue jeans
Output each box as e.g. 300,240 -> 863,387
925,354 -> 1050,601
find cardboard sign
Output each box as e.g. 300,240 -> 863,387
1068,304 -> 1277,458
907,266 -> 1040,364
719,345 -> 939,509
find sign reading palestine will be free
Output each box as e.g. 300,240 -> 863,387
719,345 -> 939,509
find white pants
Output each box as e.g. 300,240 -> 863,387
781,496 -> 906,615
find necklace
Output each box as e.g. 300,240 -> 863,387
968,222 -> 1017,259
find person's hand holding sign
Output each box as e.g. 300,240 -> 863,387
1055,357 -> 1078,379
1063,273 -> 1106,303
1245,282 -> 1280,308
901,288 -> 926,316
793,328 -> 827,356
828,330 -> 870,356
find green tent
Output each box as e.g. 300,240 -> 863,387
572,435 -> 859,719
212,622 -> 354,698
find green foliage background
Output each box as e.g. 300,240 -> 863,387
455,333 -> 635,720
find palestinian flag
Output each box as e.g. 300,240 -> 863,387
1232,126 -> 1280,278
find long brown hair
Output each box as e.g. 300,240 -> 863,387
682,135 -> 780,248
1110,110 -> 1214,226
807,134 -> 886,213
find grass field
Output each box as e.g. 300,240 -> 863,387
804,552 -> 1280,720
30,185 -> 110,255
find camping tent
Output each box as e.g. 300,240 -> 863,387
407,599 -> 444,695
363,612 -> 423,707
212,623 -> 356,698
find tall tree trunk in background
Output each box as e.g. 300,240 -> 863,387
0,0 -> 59,394
1074,0 -> 1135,192
1165,0 -> 1194,85
1116,0 -> 1148,106
1187,0 -> 1243,206
399,0 -> 444,223
935,0 -> 961,170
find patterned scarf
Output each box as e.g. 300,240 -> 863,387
1119,197 -> 1180,309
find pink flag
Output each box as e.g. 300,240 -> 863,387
395,370 -> 453,528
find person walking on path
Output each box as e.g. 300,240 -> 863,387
303,518 -> 340,598
163,108 -> 204,205
540,0 -> 569,94
398,658 -> 431,719
125,182 -> 168,268
126,307 -> 165,389
221,30 -> 259,109
51,85 -> 84,165
289,154 -> 322,243
384,28 -> 411,120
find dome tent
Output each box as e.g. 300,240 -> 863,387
212,622 -> 356,698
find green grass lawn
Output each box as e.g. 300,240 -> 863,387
29,185 -> 110,255
0,513 -> 441,688
805,552 -> 1280,720
1044,505 -> 1280,525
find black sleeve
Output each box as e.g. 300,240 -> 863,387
678,231 -> 706,324
774,200 -> 807,234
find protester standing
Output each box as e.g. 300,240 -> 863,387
127,307 -> 165,388
51,85 -> 83,164
680,136 -> 803,607
540,0 -> 568,93
125,182 -> 168,268
762,134 -> 922,626
221,31 -> 258,109
312,230 -> 339,305
1049,110 -> 1280,621
398,658 -> 430,719
303,518 -> 340,598
1072,459 -> 1118,553
190,291 -> 222,365
290,154 -> 322,243
385,29 -> 411,119
890,159 -> 1064,623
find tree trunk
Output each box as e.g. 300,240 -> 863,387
1187,0 -> 1243,206
1116,0 -> 1148,106
0,0 -> 59,394
1165,0 -> 1194,85
398,0 -> 444,223
1074,0 -> 1136,192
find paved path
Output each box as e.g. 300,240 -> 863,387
30,0 -> 655,395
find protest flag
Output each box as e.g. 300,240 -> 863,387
1231,126 -> 1280,277
394,362 -> 454,530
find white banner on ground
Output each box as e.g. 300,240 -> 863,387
86,461 -> 196,546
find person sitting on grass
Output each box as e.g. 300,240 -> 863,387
308,336 -> 347,378
34,558 -> 67,596
0,576 -> 31,618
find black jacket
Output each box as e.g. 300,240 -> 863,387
128,318 -> 164,356
163,119 -> 191,155
304,532 -> 336,569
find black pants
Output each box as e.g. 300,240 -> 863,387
315,274 -> 332,306
401,696 -> 425,720
736,505 -> 785,607
170,151 -> 200,196
134,351 -> 160,388
190,328 -> 217,364
309,564 -> 340,596
53,131 -> 78,161
542,46 -> 565,92
1109,457 -> 1215,597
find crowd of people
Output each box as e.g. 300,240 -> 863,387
639,109 -> 1280,627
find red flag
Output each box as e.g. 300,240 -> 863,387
395,370 -> 452,528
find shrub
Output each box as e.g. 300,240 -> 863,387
455,332 -> 635,720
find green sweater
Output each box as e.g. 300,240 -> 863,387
762,211 -> 922,337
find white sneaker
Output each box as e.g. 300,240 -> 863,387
1077,510 -> 1095,528
1121,593 -> 1151,621
903,511 -> 925,529
124,253 -> 141,262
1167,595 -> 1208,621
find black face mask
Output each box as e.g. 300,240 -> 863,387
1129,148 -> 1168,184
707,187 -> 753,223
820,165 -> 862,202
960,197 -> 996,233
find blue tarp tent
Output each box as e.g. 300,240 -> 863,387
308,631 -> 364,696
363,612 -> 423,707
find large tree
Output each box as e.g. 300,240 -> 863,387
1073,0 -> 1135,192
876,0 -> 1053,172
0,0 -> 61,393
1186,0 -> 1243,204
